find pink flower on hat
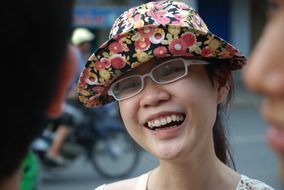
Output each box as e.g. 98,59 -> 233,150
135,38 -> 151,51
86,73 -> 98,85
153,46 -> 168,57
138,26 -> 155,38
169,38 -> 187,55
172,14 -> 186,25
95,61 -> 106,70
156,16 -> 171,25
109,42 -> 123,53
181,32 -> 196,47
154,1 -> 167,9
149,10 -> 171,25
133,14 -> 141,22
150,29 -> 165,44
100,58 -> 111,68
110,55 -> 126,69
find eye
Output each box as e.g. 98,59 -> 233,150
160,65 -> 181,76
112,76 -> 141,96
156,64 -> 184,79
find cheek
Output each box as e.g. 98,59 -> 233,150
119,101 -> 131,125
119,100 -> 147,148
177,79 -> 218,126
119,100 -> 139,130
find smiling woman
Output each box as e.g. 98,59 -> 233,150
77,0 -> 274,190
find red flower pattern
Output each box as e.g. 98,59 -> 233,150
135,38 -> 150,51
169,38 -> 187,55
181,33 -> 196,47
109,42 -> 123,53
100,58 -> 111,68
95,61 -> 105,70
153,46 -> 168,57
110,56 -> 125,69
138,26 -> 155,38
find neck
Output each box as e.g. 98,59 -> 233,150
148,143 -> 239,190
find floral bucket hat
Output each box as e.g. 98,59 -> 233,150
77,0 -> 247,108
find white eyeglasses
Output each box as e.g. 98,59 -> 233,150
108,58 -> 209,101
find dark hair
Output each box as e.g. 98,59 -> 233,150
1,0 -> 74,181
205,62 -> 235,168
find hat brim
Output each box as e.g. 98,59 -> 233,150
77,25 -> 246,108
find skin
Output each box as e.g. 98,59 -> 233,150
105,59 -> 240,190
119,60 -> 220,160
243,0 -> 284,161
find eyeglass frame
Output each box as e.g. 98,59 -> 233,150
108,58 -> 209,101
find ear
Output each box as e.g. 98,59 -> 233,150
217,83 -> 229,104
46,45 -> 77,118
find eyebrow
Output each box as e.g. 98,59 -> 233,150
117,57 -> 180,80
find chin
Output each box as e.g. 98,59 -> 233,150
152,141 -> 191,161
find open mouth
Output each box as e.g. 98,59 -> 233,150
144,113 -> 186,131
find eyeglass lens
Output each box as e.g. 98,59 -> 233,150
110,59 -> 187,100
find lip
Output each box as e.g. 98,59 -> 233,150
147,119 -> 185,139
266,124 -> 284,153
143,111 -> 186,139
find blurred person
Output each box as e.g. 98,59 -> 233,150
1,0 -> 76,190
71,27 -> 95,82
243,0 -> 284,184
45,28 -> 95,165
77,0 -> 274,189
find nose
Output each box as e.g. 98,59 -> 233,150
243,15 -> 284,96
139,77 -> 170,107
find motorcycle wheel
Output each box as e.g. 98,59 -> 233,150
90,129 -> 140,179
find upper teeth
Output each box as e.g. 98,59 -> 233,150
147,114 -> 184,128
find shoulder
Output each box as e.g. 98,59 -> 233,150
95,177 -> 138,190
236,175 -> 275,190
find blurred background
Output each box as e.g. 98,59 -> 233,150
36,0 -> 282,189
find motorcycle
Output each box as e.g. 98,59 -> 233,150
31,100 -> 141,178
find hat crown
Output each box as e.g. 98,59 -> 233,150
109,0 -> 209,39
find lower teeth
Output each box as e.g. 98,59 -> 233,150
153,125 -> 178,130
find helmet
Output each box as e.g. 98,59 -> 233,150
71,28 -> 95,46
